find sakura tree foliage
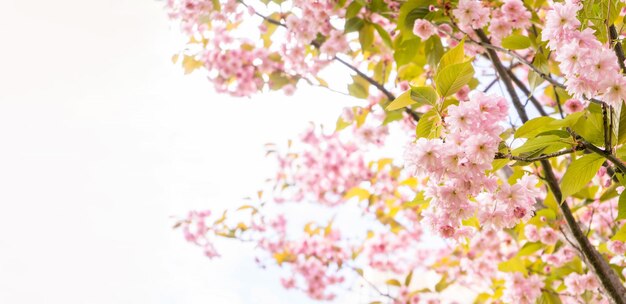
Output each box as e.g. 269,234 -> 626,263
165,0 -> 626,303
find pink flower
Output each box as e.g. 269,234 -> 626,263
453,0 -> 490,31
283,84 -> 296,96
525,225 -> 540,242
564,273 -> 598,295
412,19 -> 436,40
320,30 -> 348,56
563,98 -> 584,114
603,76 -> 626,107
608,240 -> 626,255
503,273 -> 544,303
539,227 -> 559,245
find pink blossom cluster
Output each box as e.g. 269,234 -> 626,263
524,225 -> 560,245
274,126 -> 371,206
202,40 -> 285,96
577,199 -> 620,237
166,0 -> 348,97
541,246 -> 576,268
404,92 -> 539,237
452,0 -> 491,33
340,107 -> 390,147
563,272 -> 599,296
165,0 -> 238,34
455,230 -> 518,289
542,1 -> 626,106
609,240 -> 626,255
259,221 -> 348,301
285,0 -> 348,57
392,287 -> 441,304
502,273 -> 544,304
180,210 -> 220,258
488,0 -> 531,44
364,229 -> 426,273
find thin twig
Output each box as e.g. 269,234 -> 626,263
494,147 -> 581,162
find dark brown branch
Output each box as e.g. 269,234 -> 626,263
505,69 -> 549,116
476,27 -> 626,303
602,104 -> 613,153
553,85 -> 565,119
333,56 -> 420,122
334,56 -> 395,101
540,160 -> 626,304
445,27 -> 605,106
482,77 -> 499,93
567,128 -> 626,174
609,25 -> 626,72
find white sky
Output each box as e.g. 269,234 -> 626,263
0,1 -> 369,303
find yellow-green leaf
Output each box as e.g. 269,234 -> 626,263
560,153 -> 606,201
386,89 -> 416,110
498,256 -> 527,274
515,116 -> 556,138
617,191 -> 626,220
437,39 -> 465,74
435,60 -> 474,97
410,86 -> 438,105
501,34 -> 531,50
344,187 -> 370,201
415,108 -> 440,138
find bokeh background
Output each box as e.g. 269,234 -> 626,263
0,1 -> 365,303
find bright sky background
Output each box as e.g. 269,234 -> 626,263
0,1 -> 372,303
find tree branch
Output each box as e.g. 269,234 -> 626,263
475,29 -> 529,122
609,25 -> 626,72
505,68 -> 549,116
494,147 -> 581,162
237,0 -> 420,122
540,160 -> 626,304
476,26 -> 626,304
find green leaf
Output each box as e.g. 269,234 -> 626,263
424,36 -> 444,68
359,23 -> 375,52
386,89 -> 416,111
528,51 -> 549,90
415,108 -> 440,139
617,101 -> 626,144
617,191 -> 626,220
348,75 -> 369,99
437,39 -> 465,74
435,60 -> 474,97
560,153 -> 606,201
410,86 -> 438,105
386,279 -> 402,287
405,271 -> 413,286
336,116 -> 351,131
345,1 -> 363,19
498,256 -> 527,274
435,274 -> 451,292
373,23 -> 393,48
572,111 -> 605,146
501,34 -> 531,50
512,135 -> 563,155
517,242 -> 543,257
515,116 -> 556,138
548,111 -> 584,129
344,18 -> 364,33
612,223 -> 626,242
